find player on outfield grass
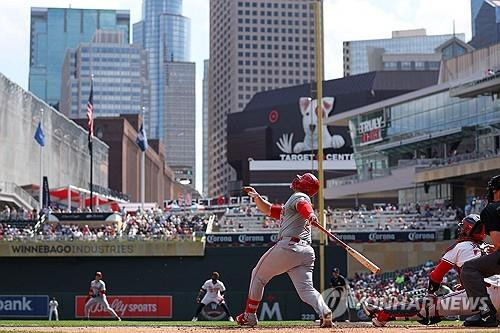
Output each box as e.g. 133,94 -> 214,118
84,271 -> 121,321
236,173 -> 333,328
192,271 -> 234,322
362,214 -> 500,327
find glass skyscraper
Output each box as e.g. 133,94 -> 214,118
470,0 -> 500,49
29,7 -> 130,107
133,0 -> 190,140
60,30 -> 150,120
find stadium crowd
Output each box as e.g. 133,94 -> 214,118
0,208 -> 210,241
349,261 -> 459,307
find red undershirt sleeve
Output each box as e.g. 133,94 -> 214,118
296,200 -> 314,219
429,260 -> 454,284
270,204 -> 283,219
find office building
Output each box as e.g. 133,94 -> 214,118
164,61 -> 196,187
470,0 -> 500,49
29,7 -> 130,107
202,59 -> 210,196
133,0 -> 190,140
343,29 -> 466,76
60,30 -> 150,119
208,0 -> 318,196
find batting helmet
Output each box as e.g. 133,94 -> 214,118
457,214 -> 485,242
290,173 -> 320,197
486,175 -> 500,202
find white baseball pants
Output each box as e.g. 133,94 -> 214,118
247,239 -> 331,317
85,296 -> 120,319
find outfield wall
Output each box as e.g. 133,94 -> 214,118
0,245 -> 346,320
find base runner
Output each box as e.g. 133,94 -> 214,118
84,271 -> 121,321
192,271 -> 234,321
362,214 -> 500,326
236,173 -> 333,328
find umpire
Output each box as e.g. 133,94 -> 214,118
460,175 -> 500,327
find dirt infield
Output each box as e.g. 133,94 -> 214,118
2,323 -> 500,333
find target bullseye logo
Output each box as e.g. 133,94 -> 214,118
269,110 -> 279,124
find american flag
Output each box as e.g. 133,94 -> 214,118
87,77 -> 94,150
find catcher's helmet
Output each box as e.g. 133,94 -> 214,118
291,173 -> 320,197
457,214 -> 485,242
486,175 -> 500,202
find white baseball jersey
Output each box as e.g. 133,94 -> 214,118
49,300 -> 58,309
202,279 -> 225,298
441,241 -> 500,283
89,280 -> 106,297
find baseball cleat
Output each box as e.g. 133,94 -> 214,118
319,312 -> 333,328
463,313 -> 498,327
191,316 -> 198,322
228,316 -> 235,322
361,301 -> 388,327
236,312 -> 258,327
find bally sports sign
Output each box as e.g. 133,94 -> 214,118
75,295 -> 172,319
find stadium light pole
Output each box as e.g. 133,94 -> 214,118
314,0 -> 326,294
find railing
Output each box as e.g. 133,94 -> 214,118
328,150 -> 500,188
0,181 -> 39,209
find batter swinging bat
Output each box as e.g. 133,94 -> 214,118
311,220 -> 381,274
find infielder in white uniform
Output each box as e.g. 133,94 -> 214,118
237,173 -> 333,328
192,272 -> 234,321
48,297 -> 59,321
84,271 -> 121,321
363,214 -> 500,326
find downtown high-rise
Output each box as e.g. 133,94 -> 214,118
470,0 -> 500,49
208,0 -> 319,197
29,7 -> 130,107
60,30 -> 150,119
133,0 -> 190,140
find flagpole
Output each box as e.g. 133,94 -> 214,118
39,108 -> 44,213
89,74 -> 94,212
141,107 -> 146,210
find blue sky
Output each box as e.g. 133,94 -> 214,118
0,0 -> 471,193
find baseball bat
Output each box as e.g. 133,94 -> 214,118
311,220 -> 381,274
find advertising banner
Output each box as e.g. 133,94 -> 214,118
75,295 -> 172,319
205,233 -> 279,246
0,240 -> 204,257
334,231 -> 439,243
205,231 -> 439,246
0,295 -> 48,318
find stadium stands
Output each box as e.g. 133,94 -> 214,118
349,260 -> 458,307
215,204 -> 459,233
0,209 -> 211,241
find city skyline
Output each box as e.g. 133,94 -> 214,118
0,0 -> 471,194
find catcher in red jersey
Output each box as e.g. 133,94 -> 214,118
362,214 -> 500,327
236,173 -> 333,328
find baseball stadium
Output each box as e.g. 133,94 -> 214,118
0,0 -> 500,333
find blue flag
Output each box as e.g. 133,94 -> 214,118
136,124 -> 148,152
34,122 -> 45,147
